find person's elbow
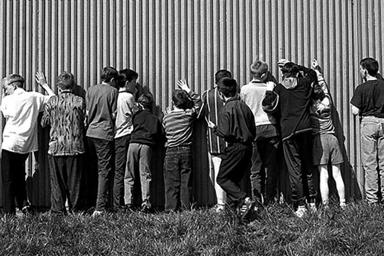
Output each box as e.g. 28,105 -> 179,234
351,105 -> 360,116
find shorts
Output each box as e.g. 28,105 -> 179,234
312,133 -> 344,165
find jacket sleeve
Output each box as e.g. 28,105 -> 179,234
262,90 -> 280,114
297,65 -> 317,84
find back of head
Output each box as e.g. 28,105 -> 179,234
250,60 -> 268,79
172,90 -> 194,110
215,70 -> 232,84
137,93 -> 153,110
360,57 -> 379,76
57,71 -> 75,90
217,77 -> 237,98
101,66 -> 119,83
119,68 -> 138,90
4,74 -> 25,88
281,62 -> 299,78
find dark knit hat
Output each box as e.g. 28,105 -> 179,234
217,77 -> 237,97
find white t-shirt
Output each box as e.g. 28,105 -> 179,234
114,89 -> 137,139
1,88 -> 50,153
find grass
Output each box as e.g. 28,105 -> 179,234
1,202 -> 384,255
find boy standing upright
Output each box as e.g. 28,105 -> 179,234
124,94 -> 163,212
40,72 -> 86,214
86,67 -> 119,216
162,80 -> 201,211
207,78 -> 256,222
240,60 -> 280,206
351,58 -> 384,204
264,60 -> 317,217
198,70 -> 231,212
1,73 -> 54,215
113,69 -> 138,210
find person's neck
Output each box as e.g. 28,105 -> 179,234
366,75 -> 377,81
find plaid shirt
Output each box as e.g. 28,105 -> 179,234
41,91 -> 86,156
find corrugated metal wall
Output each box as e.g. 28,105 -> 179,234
0,0 -> 383,207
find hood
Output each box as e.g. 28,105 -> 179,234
281,77 -> 298,89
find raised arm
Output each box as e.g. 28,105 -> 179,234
35,72 -> 55,97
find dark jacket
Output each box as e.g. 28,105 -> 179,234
130,109 -> 163,146
264,65 -> 317,140
214,95 -> 256,145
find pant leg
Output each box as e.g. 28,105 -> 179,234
1,150 -> 16,214
298,132 -> 317,202
124,143 -> 139,205
250,140 -> 264,203
14,153 -> 29,210
283,137 -> 306,206
180,147 -> 192,210
114,135 -> 130,208
49,155 -> 67,213
378,123 -> 384,202
261,136 -> 280,204
164,148 -> 180,211
138,144 -> 152,205
66,155 -> 83,212
361,121 -> 379,203
210,154 -> 226,206
92,138 -> 115,211
217,144 -> 251,208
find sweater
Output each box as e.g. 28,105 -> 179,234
130,109 -> 163,146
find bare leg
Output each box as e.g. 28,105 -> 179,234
318,164 -> 329,206
331,164 -> 346,207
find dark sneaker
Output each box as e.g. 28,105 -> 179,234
140,202 -> 152,213
238,197 -> 255,223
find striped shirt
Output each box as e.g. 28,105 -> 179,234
198,87 -> 227,154
162,91 -> 201,148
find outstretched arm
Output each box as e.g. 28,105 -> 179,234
35,72 -> 55,97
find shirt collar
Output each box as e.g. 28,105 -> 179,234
14,87 -> 25,95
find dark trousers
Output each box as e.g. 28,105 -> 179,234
282,131 -> 316,206
217,143 -> 252,209
164,146 -> 192,211
49,155 -> 83,213
1,150 -> 29,214
113,134 -> 131,208
87,137 -> 115,211
250,136 -> 280,204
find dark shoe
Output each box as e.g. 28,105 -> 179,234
140,202 -> 152,213
238,197 -> 255,223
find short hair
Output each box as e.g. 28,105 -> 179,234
119,69 -> 138,82
215,70 -> 232,84
101,66 -> 119,83
250,60 -> 268,78
57,72 -> 75,90
5,74 -> 24,88
360,58 -> 379,76
137,93 -> 153,110
280,62 -> 299,78
172,89 -> 194,109
217,77 -> 237,97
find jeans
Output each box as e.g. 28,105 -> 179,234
250,136 -> 280,204
360,116 -> 384,203
87,137 -> 115,211
208,153 -> 226,206
282,132 -> 316,206
48,155 -> 83,213
1,150 -> 29,215
124,143 -> 152,206
217,143 -> 252,209
164,146 -> 192,211
114,134 -> 131,208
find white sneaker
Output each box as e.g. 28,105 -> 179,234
309,203 -> 317,213
91,210 -> 103,217
295,206 -> 307,218
215,204 -> 225,213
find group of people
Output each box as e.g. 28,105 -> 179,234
1,57 -> 383,222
